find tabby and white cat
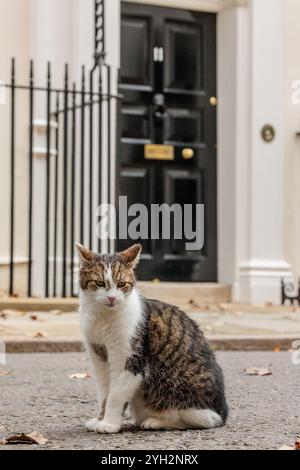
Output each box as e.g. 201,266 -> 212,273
76,243 -> 228,433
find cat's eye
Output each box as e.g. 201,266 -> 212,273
117,281 -> 126,288
96,280 -> 105,288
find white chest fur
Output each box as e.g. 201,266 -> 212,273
79,288 -> 142,364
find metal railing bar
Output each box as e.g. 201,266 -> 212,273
53,93 -> 59,297
27,60 -> 34,297
4,83 -> 102,97
89,66 -> 96,249
52,94 -> 121,116
98,66 -> 103,253
45,62 -> 51,297
70,83 -> 76,296
80,66 -> 85,245
9,58 -> 15,296
104,63 -> 112,253
62,64 -> 69,297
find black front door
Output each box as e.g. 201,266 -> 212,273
117,3 -> 217,282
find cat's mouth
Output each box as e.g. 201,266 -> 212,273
105,302 -> 118,308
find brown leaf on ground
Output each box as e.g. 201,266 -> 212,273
1,309 -> 23,317
245,367 -> 272,376
0,370 -> 11,377
295,439 -> 300,450
188,299 -> 201,309
0,312 -> 7,319
232,310 -> 243,317
49,309 -> 62,315
69,372 -> 91,380
0,432 -> 48,445
30,315 -> 38,321
217,303 -> 228,312
33,331 -> 48,338
201,304 -> 211,311
274,346 -> 281,352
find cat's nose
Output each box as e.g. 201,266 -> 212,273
107,296 -> 117,306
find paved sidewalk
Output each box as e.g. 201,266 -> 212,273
0,352 -> 299,450
1,303 -> 300,351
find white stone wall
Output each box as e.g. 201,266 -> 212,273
0,0 -> 31,292
283,0 -> 300,280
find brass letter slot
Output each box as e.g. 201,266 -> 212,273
144,144 -> 174,161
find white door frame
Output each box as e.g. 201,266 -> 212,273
122,0 -> 292,303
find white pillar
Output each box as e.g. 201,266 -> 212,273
235,0 -> 291,303
218,5 -> 250,296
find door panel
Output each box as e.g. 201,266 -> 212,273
164,168 -> 203,256
164,108 -> 204,145
118,3 -> 217,282
164,21 -> 203,93
120,16 -> 154,88
119,166 -> 154,257
121,106 -> 150,140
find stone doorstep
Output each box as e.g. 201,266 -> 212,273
0,282 -> 232,311
3,335 -> 298,353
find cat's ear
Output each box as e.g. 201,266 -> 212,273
75,243 -> 96,264
119,244 -> 142,268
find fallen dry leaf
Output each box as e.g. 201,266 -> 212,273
274,346 -> 281,352
9,293 -> 19,298
216,303 -> 227,312
30,315 -> 38,321
0,312 -> 7,319
295,439 -> 300,450
201,304 -> 211,311
188,299 -> 201,309
33,331 -> 48,338
0,370 -> 10,377
232,311 -> 243,317
49,309 -> 62,315
0,432 -> 47,445
1,309 -> 23,317
245,367 -> 272,376
69,372 -> 91,380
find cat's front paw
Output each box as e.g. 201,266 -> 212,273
141,417 -> 165,430
85,417 -> 100,432
95,420 -> 121,434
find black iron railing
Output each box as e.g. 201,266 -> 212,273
2,0 -> 120,298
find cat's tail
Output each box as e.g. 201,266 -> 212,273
140,408 -> 224,431
180,408 -> 224,429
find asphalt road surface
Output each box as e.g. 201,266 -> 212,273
0,352 -> 299,450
